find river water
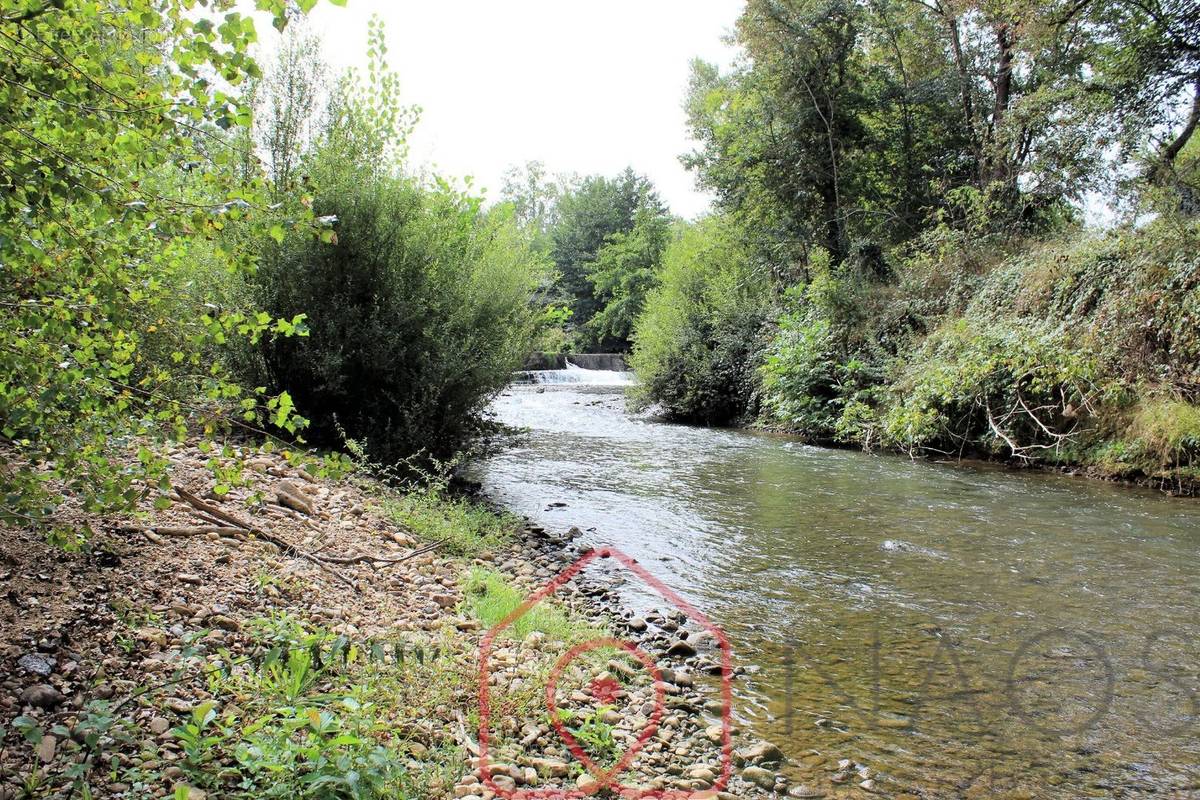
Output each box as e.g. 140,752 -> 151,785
472,378 -> 1200,798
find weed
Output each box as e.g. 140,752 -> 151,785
558,705 -> 619,764
383,490 -> 517,557
463,568 -> 604,644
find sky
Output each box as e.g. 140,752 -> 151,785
254,1 -> 745,219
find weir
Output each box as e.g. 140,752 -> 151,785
514,358 -> 635,386
522,352 -> 628,371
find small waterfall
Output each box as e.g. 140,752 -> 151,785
516,359 -> 635,386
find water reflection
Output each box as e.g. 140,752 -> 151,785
473,383 -> 1200,798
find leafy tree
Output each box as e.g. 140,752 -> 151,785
1091,0 -> 1200,186
499,160 -> 563,237
630,216 -> 771,424
549,168 -> 663,339
684,0 -> 1129,273
585,201 -> 672,349
257,21 -> 328,199
0,0 -> 329,527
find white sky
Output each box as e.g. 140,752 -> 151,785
254,1 -> 745,219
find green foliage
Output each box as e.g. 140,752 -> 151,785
549,169 -> 668,348
0,0 -> 324,525
253,22 -> 548,471
1119,393 -> 1200,479
760,316 -> 842,438
383,486 -> 518,557
586,202 -> 671,347
557,706 -> 619,764
881,319 -> 1101,458
464,568 -> 604,643
153,616 -> 434,799
631,216 -> 771,423
683,0 -> 1150,272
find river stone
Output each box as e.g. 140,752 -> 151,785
20,684 -> 64,709
17,653 -> 54,677
789,785 -> 827,798
742,766 -> 777,790
666,639 -> 697,658
739,740 -> 785,765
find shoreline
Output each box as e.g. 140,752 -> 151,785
627,401 -> 1200,499
0,441 -> 793,799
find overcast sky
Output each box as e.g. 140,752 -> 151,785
255,1 -> 744,218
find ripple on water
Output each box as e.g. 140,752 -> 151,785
472,383 -> 1200,799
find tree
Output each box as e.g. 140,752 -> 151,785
630,216 -> 771,423
0,0 -> 328,527
1092,0 -> 1200,184
684,0 -> 1122,274
586,202 -> 672,348
548,168 -> 665,341
257,22 -> 327,199
499,160 -> 563,236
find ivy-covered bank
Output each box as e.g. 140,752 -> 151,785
630,216 -> 1200,494
603,0 -> 1200,494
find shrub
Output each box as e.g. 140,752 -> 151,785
881,319 -> 1102,458
0,0 -> 312,525
629,217 -> 771,424
252,33 -> 548,471
257,177 -> 546,469
759,316 -> 841,436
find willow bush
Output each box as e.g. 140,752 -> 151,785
253,27 -> 548,470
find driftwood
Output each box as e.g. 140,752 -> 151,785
172,486 -> 359,591
169,486 -> 445,590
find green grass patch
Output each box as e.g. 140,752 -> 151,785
463,568 -> 605,644
383,489 -> 518,557
111,614 -> 475,799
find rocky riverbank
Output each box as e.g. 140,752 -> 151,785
0,440 -> 802,799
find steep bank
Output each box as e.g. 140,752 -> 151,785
0,442 -> 792,799
632,218 -> 1200,496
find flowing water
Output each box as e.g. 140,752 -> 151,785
471,376 -> 1200,798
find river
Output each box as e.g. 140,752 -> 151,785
472,375 -> 1200,798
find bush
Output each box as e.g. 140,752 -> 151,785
629,217 -> 770,424
881,319 -> 1102,458
256,174 -> 546,469
252,32 -> 548,471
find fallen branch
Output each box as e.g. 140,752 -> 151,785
155,525 -> 244,538
172,486 -> 359,591
318,539 -> 446,568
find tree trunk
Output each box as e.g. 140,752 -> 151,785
1161,79 -> 1200,166
989,22 -> 1016,186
